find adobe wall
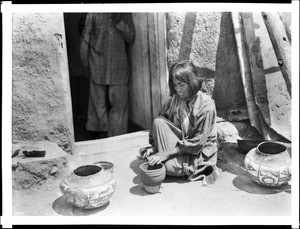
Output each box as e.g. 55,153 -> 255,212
166,12 -> 246,110
12,13 -> 74,153
11,12 -> 250,151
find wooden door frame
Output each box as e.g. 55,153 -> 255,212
129,12 -> 169,130
147,12 -> 169,120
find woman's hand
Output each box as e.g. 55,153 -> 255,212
138,146 -> 154,159
148,151 -> 170,166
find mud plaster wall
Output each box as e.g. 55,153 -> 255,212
166,12 -> 246,110
12,13 -> 75,153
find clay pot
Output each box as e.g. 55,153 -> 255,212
139,162 -> 166,194
60,164 -> 116,209
93,161 -> 114,173
244,141 -> 291,188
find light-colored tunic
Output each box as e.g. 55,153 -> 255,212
150,91 -> 219,184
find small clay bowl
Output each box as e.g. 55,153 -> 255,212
93,161 -> 114,173
139,162 -> 166,194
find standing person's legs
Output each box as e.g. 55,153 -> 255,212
85,80 -> 108,132
151,117 -> 187,177
108,84 -> 128,137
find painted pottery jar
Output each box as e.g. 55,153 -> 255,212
60,164 -> 116,209
139,162 -> 166,194
244,141 -> 291,188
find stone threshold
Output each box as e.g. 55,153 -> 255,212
74,130 -> 150,155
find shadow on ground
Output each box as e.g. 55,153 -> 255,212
52,196 -> 109,216
129,158 -> 152,196
129,158 -> 144,185
232,175 -> 291,195
163,176 -> 189,184
217,142 -> 247,176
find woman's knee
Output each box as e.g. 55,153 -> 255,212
153,116 -> 168,127
164,158 -> 184,177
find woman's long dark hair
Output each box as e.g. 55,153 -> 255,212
168,60 -> 203,97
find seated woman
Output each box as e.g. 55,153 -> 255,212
139,60 -> 220,185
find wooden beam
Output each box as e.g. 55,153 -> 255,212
148,13 -> 161,119
241,12 -> 271,140
231,12 -> 262,135
278,12 -> 291,44
242,13 -> 270,124
129,13 -> 152,129
157,13 -> 169,106
262,12 -> 291,97
252,12 -> 291,141
148,13 -> 169,119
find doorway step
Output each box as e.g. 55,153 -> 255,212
74,130 -> 150,155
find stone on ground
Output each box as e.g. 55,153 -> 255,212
12,141 -> 69,190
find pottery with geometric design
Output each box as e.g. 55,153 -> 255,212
60,164 -> 116,209
244,141 -> 291,188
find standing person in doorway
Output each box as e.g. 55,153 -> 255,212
80,13 -> 135,138
139,60 -> 220,185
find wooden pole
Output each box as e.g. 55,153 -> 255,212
252,12 -> 291,142
242,12 -> 271,140
278,12 -> 291,44
231,12 -> 262,135
262,12 -> 291,97
148,13 -> 169,119
129,13 -> 152,129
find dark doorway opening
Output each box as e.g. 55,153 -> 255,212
64,13 -> 144,142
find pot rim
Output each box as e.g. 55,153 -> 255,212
61,164 -> 115,189
93,161 -> 114,166
139,162 -> 166,173
256,141 -> 287,155
93,161 -> 114,169
73,164 -> 103,177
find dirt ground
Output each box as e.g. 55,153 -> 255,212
12,133 -> 291,221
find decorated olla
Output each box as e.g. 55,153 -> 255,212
60,164 -> 116,209
244,141 -> 291,188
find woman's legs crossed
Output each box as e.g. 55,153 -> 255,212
151,117 -> 186,177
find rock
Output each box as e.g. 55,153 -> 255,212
12,140 -> 69,190
216,120 -> 240,143
12,142 -> 31,157
12,164 -> 19,171
216,117 -> 263,144
12,157 -> 68,190
12,149 -> 20,158
13,140 -> 67,164
49,166 -> 58,176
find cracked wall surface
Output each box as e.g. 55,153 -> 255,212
166,12 -> 221,96
12,13 -> 74,153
